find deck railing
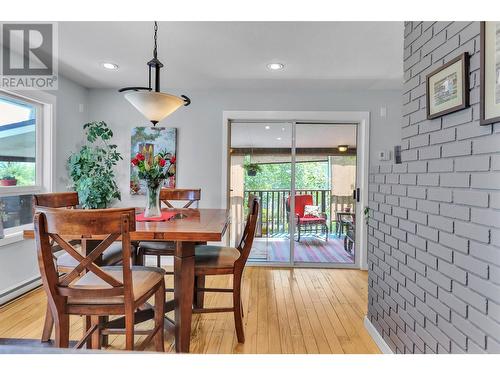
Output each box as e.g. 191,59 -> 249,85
243,189 -> 354,238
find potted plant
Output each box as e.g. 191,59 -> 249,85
131,146 -> 176,218
244,162 -> 262,176
0,163 -> 18,186
67,121 -> 122,209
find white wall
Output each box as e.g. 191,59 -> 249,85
0,75 -> 89,301
50,76 -> 90,191
87,88 -> 402,209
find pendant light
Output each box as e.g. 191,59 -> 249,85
119,22 -> 191,125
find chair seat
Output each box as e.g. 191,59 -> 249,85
298,216 -> 326,223
68,266 -> 165,305
56,242 -> 135,269
138,241 -> 175,254
194,245 -> 240,269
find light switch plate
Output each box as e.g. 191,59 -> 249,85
378,150 -> 391,161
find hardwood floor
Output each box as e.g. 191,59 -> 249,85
0,267 -> 379,354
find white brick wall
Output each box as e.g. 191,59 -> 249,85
367,21 -> 500,353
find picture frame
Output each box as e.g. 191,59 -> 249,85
480,21 -> 500,125
129,127 -> 177,195
426,52 -> 470,120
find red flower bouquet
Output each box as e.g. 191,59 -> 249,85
131,146 -> 176,217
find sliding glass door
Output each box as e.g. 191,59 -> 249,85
292,123 -> 357,266
229,120 -> 358,267
229,122 -> 292,264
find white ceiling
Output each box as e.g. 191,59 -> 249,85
231,123 -> 356,148
49,21 -> 403,90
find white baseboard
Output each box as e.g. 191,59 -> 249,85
0,276 -> 41,306
364,315 -> 394,354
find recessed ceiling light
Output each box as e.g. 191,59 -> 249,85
265,125 -> 270,130
267,62 -> 284,71
102,62 -> 119,70
276,137 -> 282,141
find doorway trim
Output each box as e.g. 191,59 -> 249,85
222,111 -> 370,270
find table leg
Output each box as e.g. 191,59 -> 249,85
174,241 -> 195,353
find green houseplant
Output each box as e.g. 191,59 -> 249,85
67,121 -> 122,209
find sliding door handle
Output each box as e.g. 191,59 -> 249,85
352,188 -> 360,202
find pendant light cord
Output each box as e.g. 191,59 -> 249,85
153,21 -> 158,59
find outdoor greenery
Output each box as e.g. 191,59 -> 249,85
0,162 -> 35,185
244,161 -> 330,190
67,121 -> 122,209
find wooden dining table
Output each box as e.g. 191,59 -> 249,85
24,207 -> 230,353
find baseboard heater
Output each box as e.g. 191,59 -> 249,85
0,276 -> 41,306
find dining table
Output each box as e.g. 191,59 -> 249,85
24,207 -> 230,353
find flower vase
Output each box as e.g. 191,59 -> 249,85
144,179 -> 163,218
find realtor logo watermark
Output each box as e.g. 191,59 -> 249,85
1,22 -> 58,89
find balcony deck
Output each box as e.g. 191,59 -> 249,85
243,189 -> 355,264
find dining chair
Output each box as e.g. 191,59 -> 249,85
33,192 -> 136,343
192,196 -> 259,343
34,207 -> 165,351
136,188 -> 202,268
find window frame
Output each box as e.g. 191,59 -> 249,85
0,88 -> 55,238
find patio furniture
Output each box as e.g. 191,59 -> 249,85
192,197 -> 259,343
343,216 -> 355,253
32,192 -> 136,344
336,211 -> 354,236
33,207 -> 165,351
286,194 -> 329,242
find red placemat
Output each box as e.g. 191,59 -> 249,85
136,211 -> 176,222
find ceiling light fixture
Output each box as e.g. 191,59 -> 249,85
267,62 -> 284,71
102,62 -> 119,70
119,22 -> 191,126
265,125 -> 270,130
276,137 -> 282,141
338,145 -> 348,152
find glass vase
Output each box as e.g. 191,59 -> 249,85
144,179 -> 163,218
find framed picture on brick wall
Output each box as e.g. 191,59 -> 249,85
426,52 -> 470,120
480,21 -> 500,125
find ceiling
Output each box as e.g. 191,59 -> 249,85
231,123 -> 356,148
47,21 -> 403,90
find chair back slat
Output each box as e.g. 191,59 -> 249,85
34,208 -> 136,303
33,192 -> 79,212
160,188 -> 201,208
35,207 -> 136,236
235,197 -> 260,269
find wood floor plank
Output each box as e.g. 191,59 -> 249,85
0,267 -> 379,354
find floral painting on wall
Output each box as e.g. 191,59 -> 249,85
130,127 -> 177,195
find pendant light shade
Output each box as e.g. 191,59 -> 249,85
124,91 -> 184,125
119,22 -> 190,126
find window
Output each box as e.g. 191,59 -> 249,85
0,90 -> 52,236
0,95 -> 38,188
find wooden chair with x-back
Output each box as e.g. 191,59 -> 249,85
192,196 -> 259,343
33,192 -> 137,344
136,188 -> 201,268
34,207 -> 165,351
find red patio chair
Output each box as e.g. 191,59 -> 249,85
286,194 -> 329,242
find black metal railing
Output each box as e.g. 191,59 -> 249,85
243,189 -> 354,238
